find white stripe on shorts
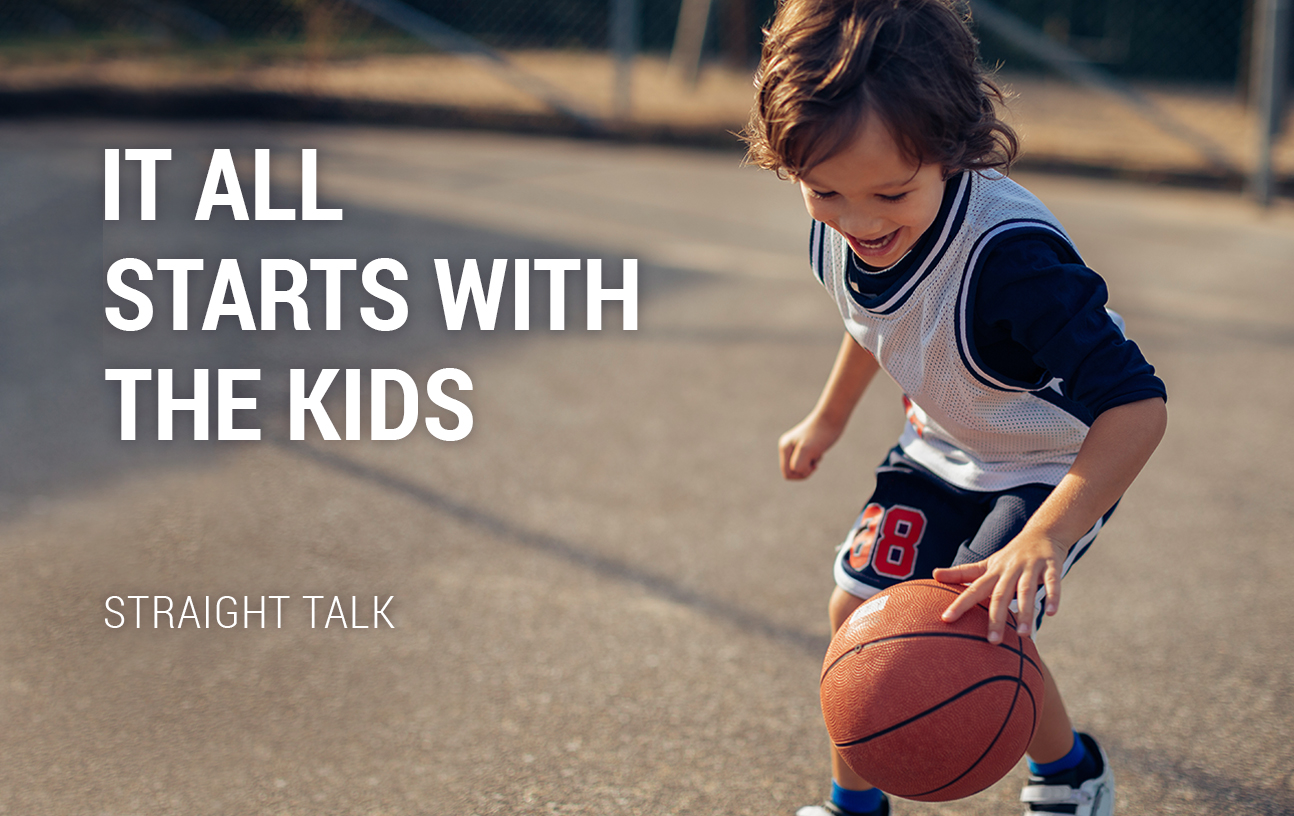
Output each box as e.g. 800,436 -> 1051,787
1026,513 -> 1107,635
833,540 -> 884,600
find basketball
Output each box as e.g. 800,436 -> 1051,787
820,579 -> 1044,802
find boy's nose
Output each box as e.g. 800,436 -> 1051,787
839,211 -> 888,240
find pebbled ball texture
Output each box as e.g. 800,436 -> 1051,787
820,580 -> 1045,802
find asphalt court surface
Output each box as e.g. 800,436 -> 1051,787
0,120 -> 1291,815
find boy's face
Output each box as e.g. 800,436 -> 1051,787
796,116 -> 947,268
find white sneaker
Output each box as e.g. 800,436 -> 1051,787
1020,732 -> 1114,816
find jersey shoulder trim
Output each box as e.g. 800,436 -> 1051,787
810,219 -> 829,284
954,220 -> 1078,393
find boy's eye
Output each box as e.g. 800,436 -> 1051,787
808,189 -> 836,200
878,192 -> 909,202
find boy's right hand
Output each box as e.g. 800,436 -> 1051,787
779,332 -> 878,480
778,414 -> 844,480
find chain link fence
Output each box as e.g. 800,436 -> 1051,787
0,0 -> 1290,197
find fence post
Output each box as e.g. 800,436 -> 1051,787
611,0 -> 638,120
671,0 -> 714,87
1251,0 -> 1291,206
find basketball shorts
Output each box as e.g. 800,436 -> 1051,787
834,447 -> 1115,630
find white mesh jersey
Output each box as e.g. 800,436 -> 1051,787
813,171 -> 1091,491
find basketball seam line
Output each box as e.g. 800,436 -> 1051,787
910,682 -> 1040,799
832,674 -> 1028,750
905,649 -> 1039,799
821,631 -> 1041,682
824,583 -> 1041,799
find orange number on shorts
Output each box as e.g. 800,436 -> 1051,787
870,505 -> 927,580
849,504 -> 885,571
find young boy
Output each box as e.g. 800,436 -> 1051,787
743,2 -> 1168,815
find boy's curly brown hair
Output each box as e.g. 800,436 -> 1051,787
743,0 -> 1019,179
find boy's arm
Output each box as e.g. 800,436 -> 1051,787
935,396 -> 1168,642
779,332 -> 880,480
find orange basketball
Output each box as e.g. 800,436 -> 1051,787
820,579 -> 1044,802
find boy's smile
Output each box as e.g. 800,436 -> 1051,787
796,115 -> 948,269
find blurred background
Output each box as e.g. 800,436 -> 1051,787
0,0 -> 1291,200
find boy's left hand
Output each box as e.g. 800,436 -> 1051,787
931,530 -> 1069,644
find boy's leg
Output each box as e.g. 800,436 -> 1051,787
826,588 -> 877,793
1012,509 -> 1116,816
1020,656 -> 1113,815
1031,657 -> 1076,764
796,587 -> 888,816
800,451 -> 980,816
952,497 -> 1116,814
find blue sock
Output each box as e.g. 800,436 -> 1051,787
1028,731 -> 1088,777
832,781 -> 884,814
